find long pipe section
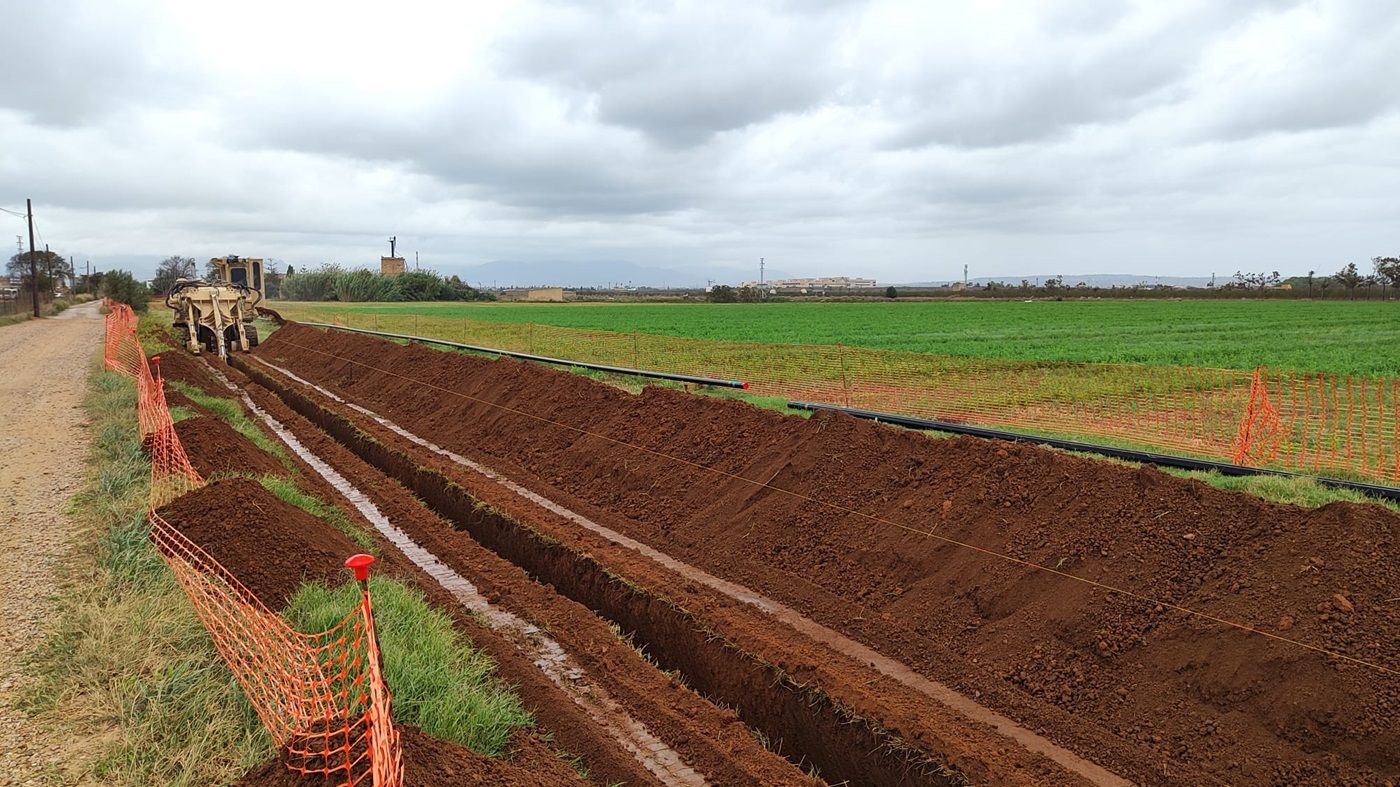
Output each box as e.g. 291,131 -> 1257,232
301,321 -> 750,390
787,400 -> 1400,503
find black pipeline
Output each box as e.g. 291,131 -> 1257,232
301,322 -> 749,390
788,400 -> 1400,504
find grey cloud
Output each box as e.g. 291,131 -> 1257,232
2,0 -> 1397,284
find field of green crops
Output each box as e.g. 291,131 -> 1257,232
273,299 -> 1399,376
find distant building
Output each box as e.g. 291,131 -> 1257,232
739,276 -> 877,289
499,287 -> 569,302
380,256 -> 406,277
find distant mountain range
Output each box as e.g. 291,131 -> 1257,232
449,264 -> 1218,290
450,259 -> 793,289
895,274 -> 1217,288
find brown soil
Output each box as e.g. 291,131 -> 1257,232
232,725 -> 583,786
173,415 -> 287,478
257,323 -> 1400,786
154,476 -> 361,609
224,360 -> 815,786
151,346 -> 230,397
163,388 -> 203,413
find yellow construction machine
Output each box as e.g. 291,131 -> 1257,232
166,255 -> 265,358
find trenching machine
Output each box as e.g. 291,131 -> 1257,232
166,255 -> 265,358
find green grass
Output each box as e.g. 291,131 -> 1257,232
26,365 -> 535,784
21,369 -> 273,786
166,380 -> 291,465
256,474 -> 378,553
274,299 -> 1400,376
284,577 -> 532,757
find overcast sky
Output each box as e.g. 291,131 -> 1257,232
2,0 -> 1397,285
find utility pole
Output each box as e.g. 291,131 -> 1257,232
964,263 -> 969,289
26,199 -> 38,317
415,250 -> 419,270
759,257 -> 765,285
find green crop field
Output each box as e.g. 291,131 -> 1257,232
273,299 -> 1399,377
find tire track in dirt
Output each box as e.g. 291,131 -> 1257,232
0,301 -> 103,786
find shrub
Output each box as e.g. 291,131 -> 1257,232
103,270 -> 151,312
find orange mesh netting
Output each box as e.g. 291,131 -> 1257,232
102,302 -> 402,786
318,310 -> 1400,485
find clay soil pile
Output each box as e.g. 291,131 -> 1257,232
152,347 -> 231,397
233,725 -> 577,786
174,415 -> 287,478
260,323 -> 1400,785
155,476 -> 361,609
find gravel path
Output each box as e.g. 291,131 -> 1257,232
0,301 -> 103,786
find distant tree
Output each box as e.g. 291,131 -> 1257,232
707,285 -> 736,303
1232,271 -> 1281,290
884,285 -> 898,299
1307,270 -> 1316,298
285,264 -> 296,277
102,270 -> 149,312
150,255 -> 197,295
1334,262 -> 1362,299
1373,256 -> 1399,298
7,250 -> 71,292
263,259 -> 282,298
735,285 -> 763,303
1042,276 -> 1063,290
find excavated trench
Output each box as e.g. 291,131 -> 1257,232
233,355 -> 993,786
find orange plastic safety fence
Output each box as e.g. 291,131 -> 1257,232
319,310 -> 1400,485
101,302 -> 402,786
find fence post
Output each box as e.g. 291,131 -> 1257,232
633,330 -> 640,371
345,553 -> 401,787
838,342 -> 851,407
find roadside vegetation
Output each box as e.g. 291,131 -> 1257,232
21,333 -> 534,782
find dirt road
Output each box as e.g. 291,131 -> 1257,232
0,301 -> 103,786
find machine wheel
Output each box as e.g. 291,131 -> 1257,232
246,323 -> 259,348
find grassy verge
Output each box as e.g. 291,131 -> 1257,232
166,380 -> 291,464
24,363 -> 536,784
285,577 -> 532,756
20,369 -> 272,786
256,474 -> 378,553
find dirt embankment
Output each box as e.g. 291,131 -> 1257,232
233,724 -> 583,786
155,477 -> 360,609
173,416 -> 287,478
259,322 -> 1400,786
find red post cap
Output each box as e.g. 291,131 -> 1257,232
345,553 -> 375,582
151,355 -> 160,365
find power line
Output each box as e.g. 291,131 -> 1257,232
0,207 -> 28,218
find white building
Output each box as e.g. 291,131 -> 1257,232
738,276 -> 877,289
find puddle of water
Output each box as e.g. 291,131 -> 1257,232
250,356 -> 1131,787
209,363 -> 707,786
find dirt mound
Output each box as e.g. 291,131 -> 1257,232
232,725 -> 580,786
151,347 -> 230,397
261,323 -> 1400,784
155,476 -> 361,609
163,388 -> 202,413
173,415 -> 286,478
